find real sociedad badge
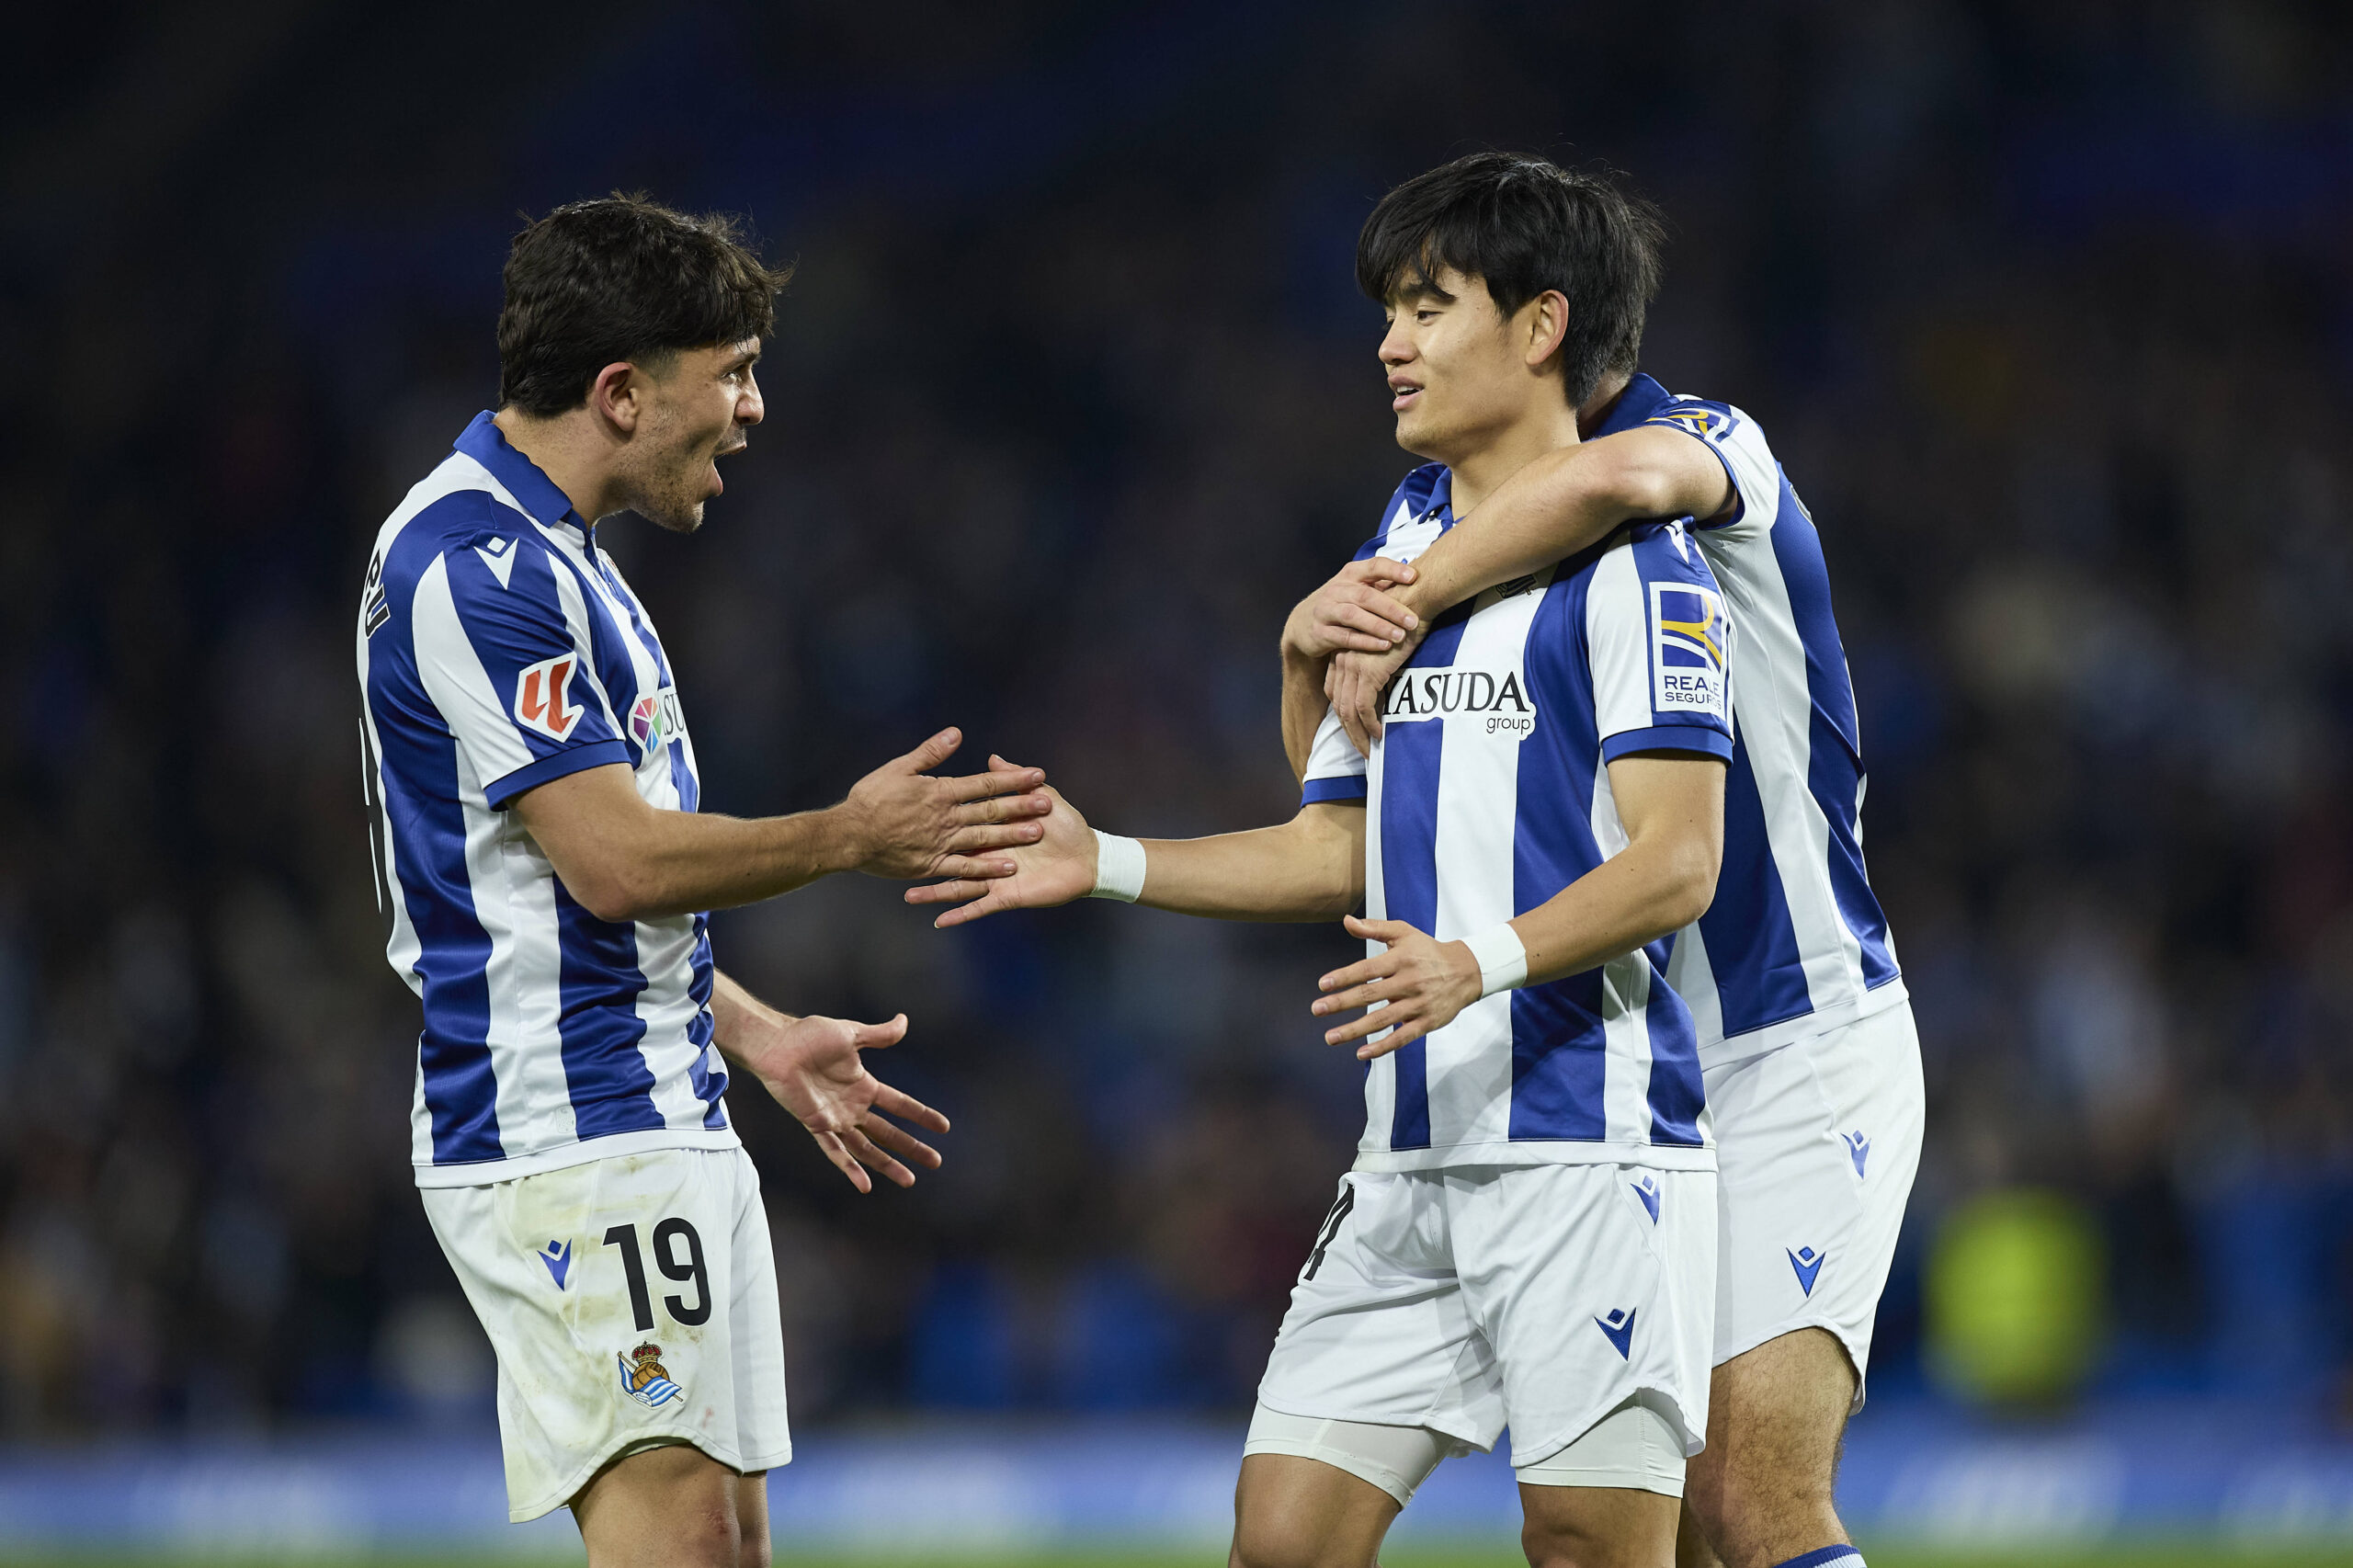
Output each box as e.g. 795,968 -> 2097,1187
618,1342 -> 684,1408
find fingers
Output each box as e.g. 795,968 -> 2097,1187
945,769 -> 1048,804
1328,603 -> 1413,652
929,892 -> 1006,929
946,821 -> 1047,854
949,789 -> 1052,826
896,727 -> 963,775
1314,949 -> 1396,997
1341,585 -> 1417,635
904,878 -> 991,906
860,1113 -> 943,1170
840,1125 -> 918,1187
1341,915 -> 1412,944
1315,978 -> 1393,1019
1345,557 -> 1417,588
873,1082 -> 951,1133
927,856 -> 1017,882
850,1013 -> 910,1049
1355,1015 -> 1432,1060
812,1130 -> 874,1194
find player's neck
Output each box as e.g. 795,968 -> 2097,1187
493,406 -> 627,524
1444,399 -> 1584,519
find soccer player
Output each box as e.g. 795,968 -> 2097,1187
355,197 -> 1051,1568
913,167 -> 1737,1568
1287,154 -> 1922,1568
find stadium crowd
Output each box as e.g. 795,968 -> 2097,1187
1,0 -> 2348,1434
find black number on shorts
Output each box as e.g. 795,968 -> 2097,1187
654,1218 -> 710,1325
1302,1183 -> 1356,1281
603,1223 -> 655,1332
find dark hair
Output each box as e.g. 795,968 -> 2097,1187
1357,153 -> 1665,405
496,194 -> 794,417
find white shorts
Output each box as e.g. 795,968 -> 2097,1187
421,1145 -> 791,1521
1254,1163 -> 1717,1479
1705,999 -> 1924,1408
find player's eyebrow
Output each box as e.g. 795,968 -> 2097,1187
722,346 -> 761,374
1388,270 -> 1458,309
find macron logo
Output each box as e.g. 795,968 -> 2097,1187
1596,1306 -> 1636,1360
1631,1175 -> 1661,1224
538,1239 -> 572,1290
1841,1130 -> 1870,1179
515,653 -> 584,742
1789,1245 -> 1825,1297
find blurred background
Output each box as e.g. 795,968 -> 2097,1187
3,0 -> 2352,1560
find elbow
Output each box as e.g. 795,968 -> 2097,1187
563,860 -> 657,925
1656,843 -> 1722,933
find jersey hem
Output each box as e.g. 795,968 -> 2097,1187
483,738 -> 632,810
413,1124 -> 741,1188
1696,975 -> 1908,1069
1352,1140 -> 1716,1174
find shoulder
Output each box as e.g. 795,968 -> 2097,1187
1641,388 -> 1774,465
1349,463 -> 1447,562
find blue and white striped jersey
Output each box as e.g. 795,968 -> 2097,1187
1302,467 -> 1734,1171
1606,375 -> 1906,1063
357,414 -> 733,1187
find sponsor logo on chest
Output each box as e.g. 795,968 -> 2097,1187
1380,665 -> 1537,738
629,687 -> 687,755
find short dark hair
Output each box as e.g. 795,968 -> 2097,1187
496,194 -> 793,417
1356,153 -> 1665,405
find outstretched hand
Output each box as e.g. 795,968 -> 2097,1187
906,760 -> 1097,927
844,727 -> 1053,881
730,1007 -> 950,1192
1312,914 -> 1482,1060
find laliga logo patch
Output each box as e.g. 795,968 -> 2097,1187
1648,403 -> 1737,441
1649,582 -> 1731,718
515,653 -> 585,742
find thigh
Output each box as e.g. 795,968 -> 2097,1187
1231,1452 -> 1400,1568
573,1439 -> 758,1568
722,1149 -> 792,1471
1704,1010 -> 1921,1405
1518,1477 -> 1681,1568
1256,1172 -> 1504,1452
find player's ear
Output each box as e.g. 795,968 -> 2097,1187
1523,290 -> 1571,371
589,361 -> 642,433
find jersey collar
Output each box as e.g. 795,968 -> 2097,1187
1587,371 -> 1673,438
453,412 -> 594,544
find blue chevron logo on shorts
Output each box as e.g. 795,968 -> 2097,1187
1631,1175 -> 1661,1223
1841,1130 -> 1870,1178
1595,1306 -> 1636,1360
1789,1245 -> 1826,1297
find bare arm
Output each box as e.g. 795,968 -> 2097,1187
1313,752 -> 1726,1057
513,728 -> 1050,923
907,765 -> 1366,927
1323,428 -> 1735,751
707,970 -> 951,1193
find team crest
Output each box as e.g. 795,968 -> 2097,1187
618,1342 -> 684,1408
1648,582 -> 1732,720
515,653 -> 585,742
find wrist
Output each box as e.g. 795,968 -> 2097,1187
1458,922 -> 1528,998
1088,831 -> 1146,902
819,799 -> 878,873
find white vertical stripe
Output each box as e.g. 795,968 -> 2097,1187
1585,545 -> 1653,740
1597,953 -> 1656,1143
1664,921 -> 1724,1048
1425,577 -> 1546,1148
411,556 -> 581,1156
1359,705 -> 1395,1157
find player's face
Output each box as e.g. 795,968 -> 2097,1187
1380,267 -> 1551,464
622,338 -> 765,534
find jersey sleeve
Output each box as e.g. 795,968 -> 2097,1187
1641,397 -> 1779,543
1584,521 -> 1734,765
410,537 -> 629,809
1300,706 -> 1370,806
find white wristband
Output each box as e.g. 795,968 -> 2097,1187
1089,831 -> 1146,903
1459,922 -> 1528,997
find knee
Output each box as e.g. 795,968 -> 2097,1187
1232,1523 -> 1350,1568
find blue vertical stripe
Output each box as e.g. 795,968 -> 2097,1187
1379,718 -> 1443,1151
683,922 -> 728,1130
1640,938 -> 1706,1145
1767,475 -> 1899,987
1506,578 -> 1611,1142
551,883 -> 667,1137
1699,733 -> 1814,1035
